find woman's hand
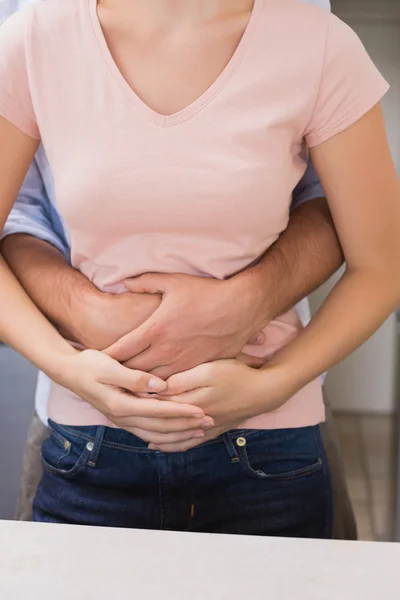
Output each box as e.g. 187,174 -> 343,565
148,421 -> 242,453
58,349 -> 214,442
145,359 -> 288,452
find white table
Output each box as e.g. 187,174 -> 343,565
0,521 -> 399,600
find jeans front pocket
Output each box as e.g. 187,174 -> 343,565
41,423 -> 93,479
213,427 -> 333,539
233,427 -> 325,481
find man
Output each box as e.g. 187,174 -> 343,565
0,0 -> 356,538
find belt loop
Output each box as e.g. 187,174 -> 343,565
222,433 -> 240,463
87,426 -> 106,468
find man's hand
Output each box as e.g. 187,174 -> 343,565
106,197 -> 343,379
67,290 -> 161,350
4,196 -> 343,385
105,272 -> 268,379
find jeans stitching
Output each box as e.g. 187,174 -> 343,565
240,446 -> 323,479
49,428 -> 69,447
45,428 -> 72,468
51,424 -> 154,453
238,428 -> 324,480
41,445 -> 91,479
222,433 -> 240,462
52,423 -> 260,453
87,426 -> 106,468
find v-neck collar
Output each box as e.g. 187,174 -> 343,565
87,0 -> 263,127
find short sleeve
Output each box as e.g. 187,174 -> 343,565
305,14 -> 389,148
0,8 -> 40,139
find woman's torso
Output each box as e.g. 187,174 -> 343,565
21,0 -> 328,428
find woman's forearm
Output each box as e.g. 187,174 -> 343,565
0,119 -> 77,379
265,266 -> 400,398
0,255 -> 77,379
261,105 -> 400,405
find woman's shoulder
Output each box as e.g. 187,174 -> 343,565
261,0 -> 332,30
258,0 -> 363,77
0,0 -> 88,70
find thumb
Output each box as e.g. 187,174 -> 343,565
166,364 -> 211,395
124,273 -> 170,295
101,359 -> 166,393
104,320 -> 154,362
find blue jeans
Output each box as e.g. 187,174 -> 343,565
33,420 -> 333,538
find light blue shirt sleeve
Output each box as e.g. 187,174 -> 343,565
301,0 -> 331,10
1,148 -> 70,260
0,1 -> 40,24
291,158 -> 326,211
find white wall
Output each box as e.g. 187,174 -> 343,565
311,0 -> 400,414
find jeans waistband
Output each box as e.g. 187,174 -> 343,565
48,419 -> 318,454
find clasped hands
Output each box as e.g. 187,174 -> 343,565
74,272 -> 283,452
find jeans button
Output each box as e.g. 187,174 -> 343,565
236,437 -> 246,447
86,442 -> 94,452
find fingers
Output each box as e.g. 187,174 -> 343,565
148,437 -> 204,453
122,415 -> 214,434
149,424 -> 230,453
128,428 -> 206,445
156,389 -> 208,407
149,364 -> 180,380
148,434 -> 216,453
123,348 -> 167,373
100,360 -> 166,393
124,273 -> 170,295
104,323 -> 153,362
110,393 -> 205,419
166,363 -> 213,395
236,353 -> 265,368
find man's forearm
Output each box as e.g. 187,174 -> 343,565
235,198 -> 344,325
1,234 -> 100,342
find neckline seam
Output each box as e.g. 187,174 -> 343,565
87,0 -> 264,128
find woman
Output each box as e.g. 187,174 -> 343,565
0,0 -> 399,537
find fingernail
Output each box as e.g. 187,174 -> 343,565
257,333 -> 265,344
148,378 -> 165,391
202,418 -> 215,427
192,412 -> 204,418
194,433 -> 205,439
148,444 -> 157,450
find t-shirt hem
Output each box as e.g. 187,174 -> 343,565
241,409 -> 326,430
306,80 -> 390,148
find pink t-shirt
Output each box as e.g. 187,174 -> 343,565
0,0 -> 389,429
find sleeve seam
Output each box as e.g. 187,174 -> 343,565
0,227 -> 69,258
307,81 -> 390,147
0,91 -> 40,139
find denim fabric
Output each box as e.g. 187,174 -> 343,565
33,421 -> 333,539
